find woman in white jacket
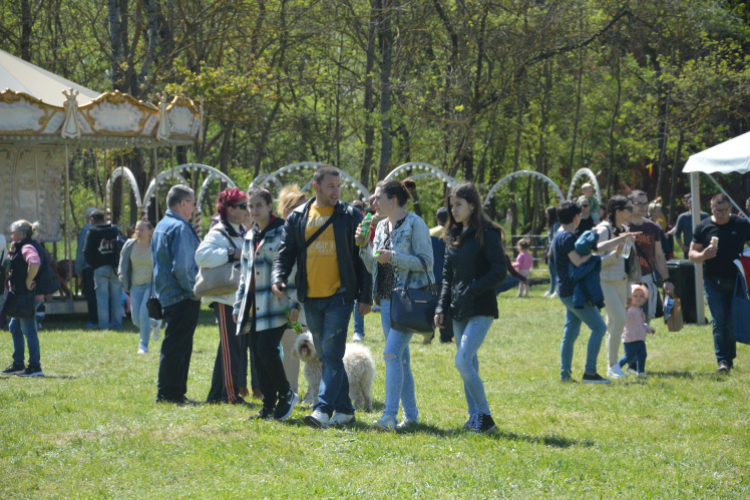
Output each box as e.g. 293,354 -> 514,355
195,188 -> 248,404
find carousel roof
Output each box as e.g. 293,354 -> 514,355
0,49 -> 202,147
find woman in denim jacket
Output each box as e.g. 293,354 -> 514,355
357,178 -> 434,432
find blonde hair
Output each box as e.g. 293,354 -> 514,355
518,237 -> 530,251
277,184 -> 308,217
581,183 -> 593,190
132,219 -> 154,239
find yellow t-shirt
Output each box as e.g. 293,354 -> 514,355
305,205 -> 341,297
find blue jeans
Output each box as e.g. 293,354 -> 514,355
94,266 -> 123,330
618,341 -> 647,373
353,300 -> 365,337
453,316 -> 494,417
704,278 -> 736,366
379,300 -> 417,421
495,276 -> 520,295
129,283 -> 160,350
304,293 -> 355,417
10,314 -> 40,369
559,295 -> 607,380
548,261 -> 558,294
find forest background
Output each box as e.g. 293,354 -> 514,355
2,0 -> 750,236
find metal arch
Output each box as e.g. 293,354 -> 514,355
567,168 -> 601,202
142,163 -> 236,212
385,162 -> 458,186
105,166 -> 143,222
253,162 -> 370,201
483,170 -> 566,206
196,173 -> 218,213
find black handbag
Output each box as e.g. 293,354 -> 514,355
3,292 -> 36,319
146,273 -> 164,320
390,255 -> 437,335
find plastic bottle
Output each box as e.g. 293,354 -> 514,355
284,307 -> 304,334
356,213 -> 373,247
621,242 -> 631,259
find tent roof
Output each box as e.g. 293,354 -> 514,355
683,130 -> 750,175
0,49 -> 100,106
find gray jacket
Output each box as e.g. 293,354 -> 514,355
117,238 -> 137,293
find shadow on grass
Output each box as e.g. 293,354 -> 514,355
0,374 -> 79,380
649,370 -> 724,380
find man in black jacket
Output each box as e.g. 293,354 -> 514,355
83,210 -> 123,331
272,166 -> 372,429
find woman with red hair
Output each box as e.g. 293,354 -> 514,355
195,187 -> 249,404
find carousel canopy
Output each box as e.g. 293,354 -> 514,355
0,49 -> 202,147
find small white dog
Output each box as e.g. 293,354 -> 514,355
292,331 -> 376,411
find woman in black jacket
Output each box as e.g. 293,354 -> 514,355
434,183 -> 507,434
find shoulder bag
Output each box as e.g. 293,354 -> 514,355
146,271 -> 164,320
3,292 -> 36,319
390,255 -> 438,335
194,229 -> 243,298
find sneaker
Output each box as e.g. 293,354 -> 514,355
373,414 -> 398,432
637,372 -> 648,378
371,305 -> 381,312
471,414 -> 496,434
463,414 -> 477,431
304,410 -> 330,429
85,322 -> 98,329
330,413 -> 356,426
2,363 -> 25,375
716,361 -> 730,374
352,332 -> 365,342
19,366 -> 44,377
607,364 -> 627,379
251,406 -> 276,420
274,391 -> 299,421
582,373 -> 611,384
151,324 -> 161,341
626,367 -> 638,375
397,417 -> 418,431
543,291 -> 552,297
138,347 -> 148,354
549,292 -> 557,298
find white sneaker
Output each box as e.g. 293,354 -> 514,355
543,291 -> 551,297
304,410 -> 330,429
138,347 -> 148,354
151,323 -> 161,341
626,367 -> 638,375
330,412 -> 356,426
397,417 -> 418,431
373,414 -> 398,432
352,333 -> 365,342
607,364 -> 627,379
549,292 -> 558,298
638,372 -> 648,378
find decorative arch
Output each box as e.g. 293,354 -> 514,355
385,162 -> 458,187
483,170 -> 566,206
105,166 -> 143,223
252,162 -> 370,201
141,163 -> 236,217
567,168 -> 601,202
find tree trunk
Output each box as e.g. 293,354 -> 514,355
510,96 -> 525,240
360,3 -> 378,188
654,83 -> 671,200
567,46 -> 584,186
607,47 -> 622,198
376,0 -> 393,180
668,130 -> 685,224
20,0 -> 33,61
107,0 -> 125,90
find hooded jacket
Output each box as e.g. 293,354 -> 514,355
83,223 -> 122,270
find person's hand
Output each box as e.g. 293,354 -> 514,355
288,308 -> 299,324
358,303 -> 372,316
615,243 -> 625,257
702,245 -> 718,261
234,248 -> 242,260
26,278 -> 36,291
271,282 -> 286,299
647,326 -> 656,334
374,249 -> 392,264
233,314 -> 239,323
663,281 -> 675,295
680,245 -> 689,255
434,313 -> 445,329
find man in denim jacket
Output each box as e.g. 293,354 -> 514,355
152,185 -> 201,404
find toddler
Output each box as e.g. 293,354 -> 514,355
513,238 -> 533,297
581,183 -> 601,223
617,285 -> 655,377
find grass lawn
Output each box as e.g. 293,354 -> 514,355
1,289 -> 749,499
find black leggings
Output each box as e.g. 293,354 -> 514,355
249,324 -> 290,408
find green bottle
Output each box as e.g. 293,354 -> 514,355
356,213 -> 373,247
284,307 -> 304,334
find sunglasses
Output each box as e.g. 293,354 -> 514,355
580,204 -> 590,208
233,203 -> 248,210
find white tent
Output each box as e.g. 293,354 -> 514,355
682,131 -> 750,325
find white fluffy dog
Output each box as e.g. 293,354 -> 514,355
291,331 -> 376,411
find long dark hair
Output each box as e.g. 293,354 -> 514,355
545,206 -> 557,230
607,195 -> 631,234
444,182 -> 502,248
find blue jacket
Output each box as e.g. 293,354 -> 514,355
151,210 -> 201,308
75,223 -> 92,274
575,230 -> 599,256
570,256 -> 604,309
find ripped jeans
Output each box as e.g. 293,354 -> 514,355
379,300 -> 418,421
304,293 -> 355,417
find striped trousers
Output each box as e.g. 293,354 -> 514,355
207,303 -> 245,404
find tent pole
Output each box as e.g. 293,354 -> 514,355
64,143 -> 72,301
690,172 -> 706,325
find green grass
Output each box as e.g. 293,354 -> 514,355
2,290 -> 749,499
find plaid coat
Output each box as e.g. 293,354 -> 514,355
234,217 -> 298,334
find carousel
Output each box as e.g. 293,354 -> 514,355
0,49 -> 203,314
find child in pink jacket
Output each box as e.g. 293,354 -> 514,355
513,238 -> 533,297
617,285 -> 655,377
